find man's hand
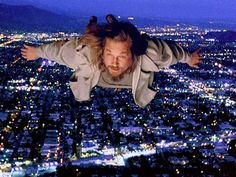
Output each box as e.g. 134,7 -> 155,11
21,44 -> 39,61
187,48 -> 203,68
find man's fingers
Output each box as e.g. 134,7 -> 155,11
21,50 -> 29,59
21,53 -> 27,56
23,44 -> 30,48
21,51 -> 27,56
20,49 -> 27,55
21,48 -> 27,52
22,55 -> 27,59
22,55 -> 31,60
21,45 -> 29,59
196,60 -> 203,65
192,64 -> 199,68
21,52 -> 27,56
194,56 -> 203,61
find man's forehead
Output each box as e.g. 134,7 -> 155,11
105,38 -> 131,45
104,38 -> 131,50
105,47 -> 128,53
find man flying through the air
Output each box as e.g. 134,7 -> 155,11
21,15 -> 202,108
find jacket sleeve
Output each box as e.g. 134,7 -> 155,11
146,38 -> 191,68
36,38 -> 82,70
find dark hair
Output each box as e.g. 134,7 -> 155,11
106,14 -> 118,24
101,21 -> 148,56
79,19 -> 148,70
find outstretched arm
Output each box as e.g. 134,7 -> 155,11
148,38 -> 202,69
21,39 -> 83,69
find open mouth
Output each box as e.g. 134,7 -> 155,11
110,66 -> 120,72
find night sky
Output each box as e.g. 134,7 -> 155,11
1,0 -> 236,20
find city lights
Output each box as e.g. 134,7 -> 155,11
0,17 -> 236,176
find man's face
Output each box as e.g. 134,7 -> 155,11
103,38 -> 133,78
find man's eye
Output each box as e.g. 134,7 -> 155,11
105,53 -> 111,57
119,56 -> 127,59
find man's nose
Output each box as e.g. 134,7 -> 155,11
111,57 -> 119,66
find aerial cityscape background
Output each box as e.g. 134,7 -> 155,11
0,1 -> 236,176
1,0 -> 236,20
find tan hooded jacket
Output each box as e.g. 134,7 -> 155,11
36,38 -> 191,108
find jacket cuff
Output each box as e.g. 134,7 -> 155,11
179,52 -> 191,64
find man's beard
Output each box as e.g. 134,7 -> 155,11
110,72 -> 125,82
105,67 -> 127,82
101,60 -> 136,82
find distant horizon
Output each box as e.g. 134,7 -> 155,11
1,0 -> 236,22
1,2 -> 236,33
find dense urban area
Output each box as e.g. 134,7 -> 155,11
0,18 -> 236,176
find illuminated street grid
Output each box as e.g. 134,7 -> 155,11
0,23 -> 236,176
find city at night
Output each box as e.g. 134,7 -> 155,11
0,1 -> 236,176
